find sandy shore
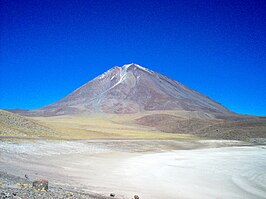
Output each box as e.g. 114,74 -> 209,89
0,140 -> 265,199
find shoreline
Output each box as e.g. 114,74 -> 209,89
0,171 -> 111,199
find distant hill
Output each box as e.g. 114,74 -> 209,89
0,110 -> 58,138
136,113 -> 266,142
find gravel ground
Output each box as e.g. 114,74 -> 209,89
0,171 -> 110,199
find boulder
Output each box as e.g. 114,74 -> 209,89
32,179 -> 48,191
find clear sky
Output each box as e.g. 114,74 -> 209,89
0,0 -> 265,116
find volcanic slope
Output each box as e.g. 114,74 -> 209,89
19,64 -> 233,117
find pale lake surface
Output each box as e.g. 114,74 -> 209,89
0,140 -> 265,199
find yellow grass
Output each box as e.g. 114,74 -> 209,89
31,112 -> 193,140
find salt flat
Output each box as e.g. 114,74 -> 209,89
0,140 -> 265,199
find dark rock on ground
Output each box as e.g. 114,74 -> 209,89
32,179 -> 48,191
134,195 -> 139,199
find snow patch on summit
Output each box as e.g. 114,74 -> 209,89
134,64 -> 153,74
110,75 -> 116,80
122,63 -> 153,74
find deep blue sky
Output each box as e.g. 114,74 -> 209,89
1,0 -> 265,116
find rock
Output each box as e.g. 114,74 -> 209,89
134,195 -> 140,199
32,179 -> 48,191
110,193 -> 115,197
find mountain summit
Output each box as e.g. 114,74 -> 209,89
21,63 -> 233,116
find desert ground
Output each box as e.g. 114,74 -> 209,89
2,109 -> 266,142
0,139 -> 266,199
1,110 -> 266,198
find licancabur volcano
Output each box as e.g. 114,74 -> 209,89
18,63 -> 233,117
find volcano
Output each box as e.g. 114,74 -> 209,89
18,64 -> 233,117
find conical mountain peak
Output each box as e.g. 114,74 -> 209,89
19,63 -> 233,116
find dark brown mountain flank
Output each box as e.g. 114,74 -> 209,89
14,64 -> 233,117
135,113 -> 266,142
